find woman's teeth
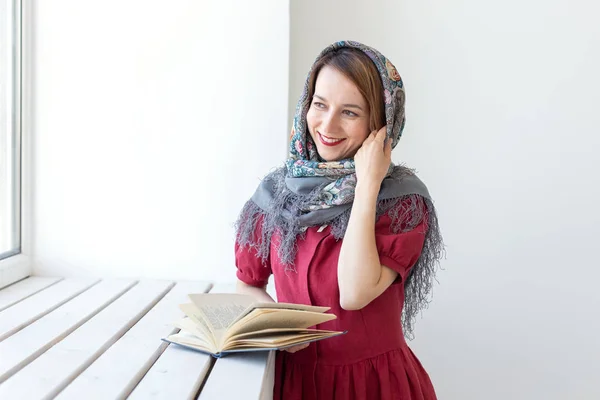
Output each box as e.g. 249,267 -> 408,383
319,132 -> 345,146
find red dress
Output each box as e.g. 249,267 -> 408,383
235,210 -> 437,400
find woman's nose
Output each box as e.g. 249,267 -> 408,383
321,111 -> 339,133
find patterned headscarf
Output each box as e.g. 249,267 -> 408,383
286,40 -> 406,210
236,41 -> 444,338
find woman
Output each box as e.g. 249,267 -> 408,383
235,40 -> 444,400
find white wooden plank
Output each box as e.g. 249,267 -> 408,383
0,280 -> 173,400
205,281 -> 275,399
127,344 -> 213,400
199,351 -> 275,400
0,279 -> 136,383
0,276 -> 62,312
56,280 -> 212,400
0,278 -> 99,341
259,350 -> 276,400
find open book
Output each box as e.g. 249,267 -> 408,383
162,293 -> 346,358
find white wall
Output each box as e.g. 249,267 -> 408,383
32,0 -> 290,283
29,0 -> 600,397
290,0 -> 600,399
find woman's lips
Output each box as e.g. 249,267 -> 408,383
318,132 -> 345,147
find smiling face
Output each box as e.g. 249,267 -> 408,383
306,66 -> 371,162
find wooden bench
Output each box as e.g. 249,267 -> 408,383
0,277 -> 274,399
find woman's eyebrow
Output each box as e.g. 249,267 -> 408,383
314,94 -> 363,111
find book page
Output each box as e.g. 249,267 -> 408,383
229,302 -> 330,327
228,327 -> 340,342
222,331 -> 344,351
179,303 -> 217,346
251,302 -> 329,313
173,317 -> 212,343
187,293 -> 257,343
238,333 -> 325,345
226,308 -> 336,341
165,332 -> 215,354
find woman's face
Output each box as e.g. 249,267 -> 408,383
306,66 -> 371,162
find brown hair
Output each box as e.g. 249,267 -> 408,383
307,48 -> 386,132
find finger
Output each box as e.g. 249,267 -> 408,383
361,134 -> 375,147
384,139 -> 393,158
285,343 -> 308,353
373,129 -> 386,146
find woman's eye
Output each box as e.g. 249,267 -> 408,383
313,102 -> 325,108
343,110 -> 357,117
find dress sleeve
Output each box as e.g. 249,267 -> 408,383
375,200 -> 428,283
234,216 -> 273,288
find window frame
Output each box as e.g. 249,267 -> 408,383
0,0 -> 32,289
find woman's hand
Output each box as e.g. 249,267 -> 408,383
283,342 -> 309,353
354,126 -> 392,189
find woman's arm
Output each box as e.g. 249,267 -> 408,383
337,182 -> 398,310
337,128 -> 397,310
235,279 -> 276,303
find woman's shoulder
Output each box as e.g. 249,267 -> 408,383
380,165 -> 431,201
376,194 -> 428,235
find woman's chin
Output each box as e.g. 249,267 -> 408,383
316,147 -> 344,162
319,153 -> 342,162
